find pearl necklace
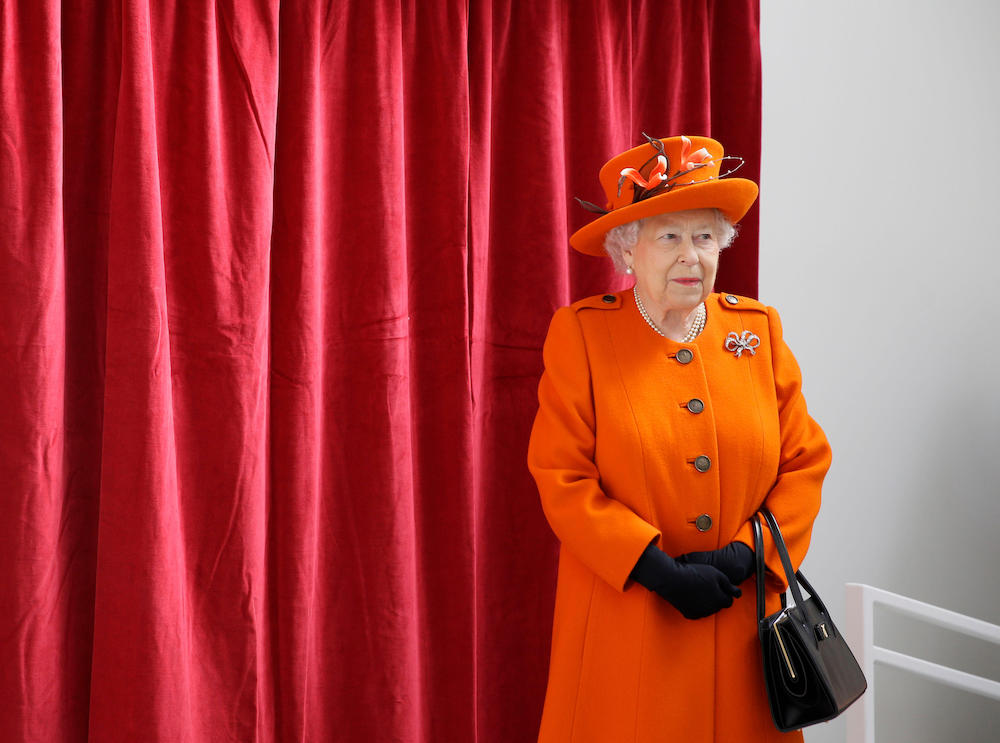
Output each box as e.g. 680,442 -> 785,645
633,286 -> 706,342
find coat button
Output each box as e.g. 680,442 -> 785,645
695,514 -> 713,532
686,398 -> 705,414
725,294 -> 739,304
675,348 -> 694,364
693,455 -> 711,472
602,294 -> 616,303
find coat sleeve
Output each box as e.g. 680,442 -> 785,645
527,306 -> 661,592
733,306 -> 831,591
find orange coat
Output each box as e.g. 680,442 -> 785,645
527,290 -> 831,743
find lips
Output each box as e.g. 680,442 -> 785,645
672,278 -> 702,286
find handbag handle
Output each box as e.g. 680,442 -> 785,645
752,508 -> 831,623
759,508 -> 806,607
752,512 -> 768,621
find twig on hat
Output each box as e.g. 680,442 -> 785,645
573,197 -> 610,215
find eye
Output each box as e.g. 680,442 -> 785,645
659,233 -> 678,241
697,233 -> 713,241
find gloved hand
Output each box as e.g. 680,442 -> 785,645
675,542 -> 755,586
629,543 -> 741,620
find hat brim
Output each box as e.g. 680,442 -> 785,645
569,178 -> 759,257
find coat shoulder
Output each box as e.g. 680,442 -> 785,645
569,291 -> 626,312
713,292 -> 768,314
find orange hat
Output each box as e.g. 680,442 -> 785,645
570,134 -> 759,257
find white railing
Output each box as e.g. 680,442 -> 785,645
843,583 -> 1000,743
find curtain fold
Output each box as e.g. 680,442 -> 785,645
0,1 -> 759,740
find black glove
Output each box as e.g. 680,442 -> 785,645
629,543 -> 741,620
675,542 -> 755,586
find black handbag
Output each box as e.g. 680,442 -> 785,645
751,508 -> 867,732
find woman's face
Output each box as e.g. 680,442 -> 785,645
624,208 -> 722,312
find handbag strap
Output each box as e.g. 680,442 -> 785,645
755,508 -> 835,634
759,507 -> 806,608
753,508 -> 832,627
752,512 -> 767,622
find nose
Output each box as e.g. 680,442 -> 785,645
676,236 -> 699,264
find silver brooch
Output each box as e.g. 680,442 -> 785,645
724,330 -> 760,358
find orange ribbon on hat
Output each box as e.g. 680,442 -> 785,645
618,154 -> 668,192
679,135 -> 714,171
618,136 -> 715,198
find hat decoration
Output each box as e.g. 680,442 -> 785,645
569,133 -> 759,257
575,133 -> 746,216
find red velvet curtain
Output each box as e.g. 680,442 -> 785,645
0,2 -> 759,741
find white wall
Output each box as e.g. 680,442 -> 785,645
759,1 -> 1000,741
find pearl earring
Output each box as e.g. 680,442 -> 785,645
625,266 -> 634,275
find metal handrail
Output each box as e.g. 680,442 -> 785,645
844,583 -> 1000,743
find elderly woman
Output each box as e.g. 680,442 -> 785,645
527,135 -> 831,742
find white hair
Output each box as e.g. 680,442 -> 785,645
603,209 -> 738,274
